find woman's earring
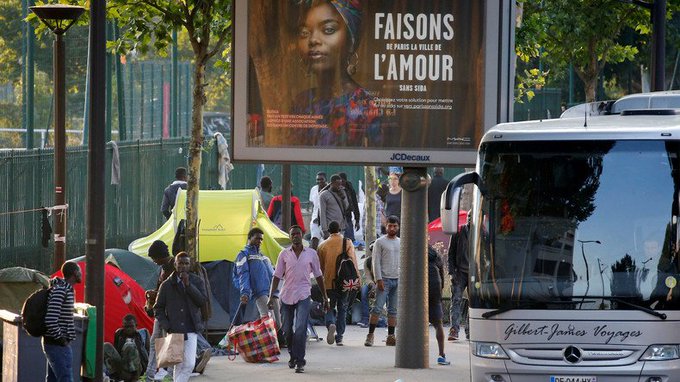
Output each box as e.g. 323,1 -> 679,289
347,52 -> 359,76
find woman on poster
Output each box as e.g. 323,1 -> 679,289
292,0 -> 383,147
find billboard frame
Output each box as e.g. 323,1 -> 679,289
231,0 -> 514,166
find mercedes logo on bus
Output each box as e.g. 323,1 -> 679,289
563,346 -> 583,364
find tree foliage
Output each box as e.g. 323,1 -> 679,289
516,0 -> 651,102
0,0 -> 23,85
106,0 -> 232,260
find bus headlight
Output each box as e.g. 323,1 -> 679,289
472,341 -> 510,359
640,345 -> 680,361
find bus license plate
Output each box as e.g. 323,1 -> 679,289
550,377 -> 597,382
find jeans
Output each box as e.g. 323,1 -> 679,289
255,295 -> 282,328
359,284 -> 371,323
196,332 -> 211,354
344,215 -> 355,241
173,333 -> 197,382
372,278 -> 398,318
146,319 -> 173,381
449,270 -> 468,331
280,297 -> 312,364
324,289 -> 349,340
43,341 -> 73,382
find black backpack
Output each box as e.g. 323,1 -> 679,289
334,238 -> 360,292
21,287 -> 50,337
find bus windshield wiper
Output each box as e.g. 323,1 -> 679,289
483,296 -> 667,320
482,300 -> 586,319
570,295 -> 667,320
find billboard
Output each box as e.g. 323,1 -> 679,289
232,0 -> 514,165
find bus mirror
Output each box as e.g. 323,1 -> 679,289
440,171 -> 482,235
441,186 -> 461,234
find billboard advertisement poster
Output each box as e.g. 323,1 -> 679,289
233,0 -> 497,165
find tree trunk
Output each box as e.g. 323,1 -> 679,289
364,166 -> 377,256
186,57 -> 206,261
583,78 -> 597,103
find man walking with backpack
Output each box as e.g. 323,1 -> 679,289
43,261 -> 82,381
317,221 -> 360,346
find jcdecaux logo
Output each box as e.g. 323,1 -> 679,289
389,152 -> 431,162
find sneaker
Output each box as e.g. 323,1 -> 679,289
194,349 -> 211,374
336,337 -> 344,346
357,321 -> 369,328
295,360 -> 305,373
437,355 -> 451,365
153,368 -> 169,381
386,334 -> 396,346
327,324 -> 336,344
448,327 -> 459,341
288,357 -> 296,369
364,333 -> 374,347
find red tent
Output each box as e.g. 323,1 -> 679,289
53,261 -> 153,343
427,211 -> 469,248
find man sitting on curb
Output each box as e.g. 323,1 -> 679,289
104,314 -> 150,381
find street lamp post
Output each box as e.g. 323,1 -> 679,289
30,4 -> 84,273
597,257 -> 607,309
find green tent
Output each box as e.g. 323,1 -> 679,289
0,267 -> 49,316
129,189 -> 290,263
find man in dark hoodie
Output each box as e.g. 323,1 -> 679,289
428,246 -> 450,365
43,261 -> 82,381
144,240 -> 176,381
448,213 -> 470,341
338,172 -> 361,242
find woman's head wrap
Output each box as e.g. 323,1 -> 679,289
329,0 -> 362,52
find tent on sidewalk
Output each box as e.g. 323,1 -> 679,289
128,189 -> 290,263
128,189 -> 291,339
0,267 -> 50,340
72,248 -> 160,291
54,261 -> 153,344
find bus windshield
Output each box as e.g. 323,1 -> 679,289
471,140 -> 680,311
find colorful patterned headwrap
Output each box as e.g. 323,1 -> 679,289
296,0 -> 362,52
329,0 -> 362,52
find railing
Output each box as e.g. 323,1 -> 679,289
0,138 -> 368,273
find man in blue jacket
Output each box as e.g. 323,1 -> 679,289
236,227 -> 280,326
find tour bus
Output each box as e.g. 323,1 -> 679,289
440,108 -> 680,382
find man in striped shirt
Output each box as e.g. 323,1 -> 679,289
43,261 -> 82,382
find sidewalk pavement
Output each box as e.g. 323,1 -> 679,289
196,325 -> 471,382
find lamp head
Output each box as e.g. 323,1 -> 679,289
30,4 -> 84,35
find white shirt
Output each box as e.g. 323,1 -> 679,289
309,185 -> 320,221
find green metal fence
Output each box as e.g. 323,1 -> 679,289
0,138 -> 203,272
514,88 -> 563,121
0,20 -> 194,148
1,137 -> 464,273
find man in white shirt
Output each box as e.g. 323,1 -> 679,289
308,172 -> 327,250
